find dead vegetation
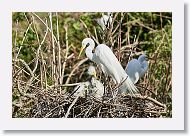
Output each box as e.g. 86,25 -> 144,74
12,12 -> 172,118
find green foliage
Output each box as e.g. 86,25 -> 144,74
12,12 -> 172,118
12,12 -> 26,21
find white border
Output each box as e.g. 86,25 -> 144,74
0,0 -> 184,130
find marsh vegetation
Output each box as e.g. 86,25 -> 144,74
12,12 -> 172,118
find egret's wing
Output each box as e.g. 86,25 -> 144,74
94,44 -> 139,94
99,63 -> 107,75
99,63 -> 118,84
125,59 -> 141,84
94,44 -> 124,83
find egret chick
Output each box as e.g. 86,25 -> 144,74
87,66 -> 104,99
72,66 -> 104,100
79,38 -> 139,94
97,12 -> 113,30
125,54 -> 148,84
72,82 -> 88,98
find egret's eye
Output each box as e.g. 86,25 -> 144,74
86,43 -> 90,47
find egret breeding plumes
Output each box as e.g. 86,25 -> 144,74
79,38 -> 139,94
125,54 -> 148,84
72,65 -> 104,100
97,12 -> 113,30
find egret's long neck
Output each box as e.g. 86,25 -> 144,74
142,61 -> 148,70
85,46 -> 94,61
138,57 -> 147,69
139,61 -> 148,77
139,58 -> 148,70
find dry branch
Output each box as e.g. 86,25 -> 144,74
64,58 -> 88,86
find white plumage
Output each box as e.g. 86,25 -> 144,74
79,38 -> 139,94
97,12 -> 113,30
73,66 -> 104,100
125,54 -> 148,84
72,82 -> 89,98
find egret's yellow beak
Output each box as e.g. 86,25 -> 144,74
78,46 -> 85,59
93,71 -> 97,78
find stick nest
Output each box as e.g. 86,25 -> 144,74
29,90 -> 167,118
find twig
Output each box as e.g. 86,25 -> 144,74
12,102 -> 22,107
32,16 -> 48,74
120,41 -> 140,52
56,12 -> 62,93
80,19 -> 99,45
143,110 -> 167,114
17,59 -> 34,77
64,90 -> 82,118
21,22 -> 32,45
17,79 -> 35,99
125,94 -> 166,108
49,12 -> 57,86
64,58 -> 88,86
84,103 -> 93,117
44,103 -> 65,118
60,25 -> 69,85
60,82 -> 85,87
32,12 -> 58,44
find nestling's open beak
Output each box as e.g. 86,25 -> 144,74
78,46 -> 85,59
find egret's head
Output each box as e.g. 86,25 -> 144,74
87,65 -> 97,78
78,38 -> 95,58
138,54 -> 148,62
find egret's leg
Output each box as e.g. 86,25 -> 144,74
102,73 -> 108,101
103,73 -> 106,98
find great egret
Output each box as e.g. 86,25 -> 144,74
97,12 -> 113,30
125,54 -> 148,84
72,66 -> 104,100
79,38 -> 139,94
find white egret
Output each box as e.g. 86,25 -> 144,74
97,12 -> 113,30
72,66 -> 104,100
79,38 -> 139,94
125,54 -> 148,84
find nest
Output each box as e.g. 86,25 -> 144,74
30,90 -> 167,118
